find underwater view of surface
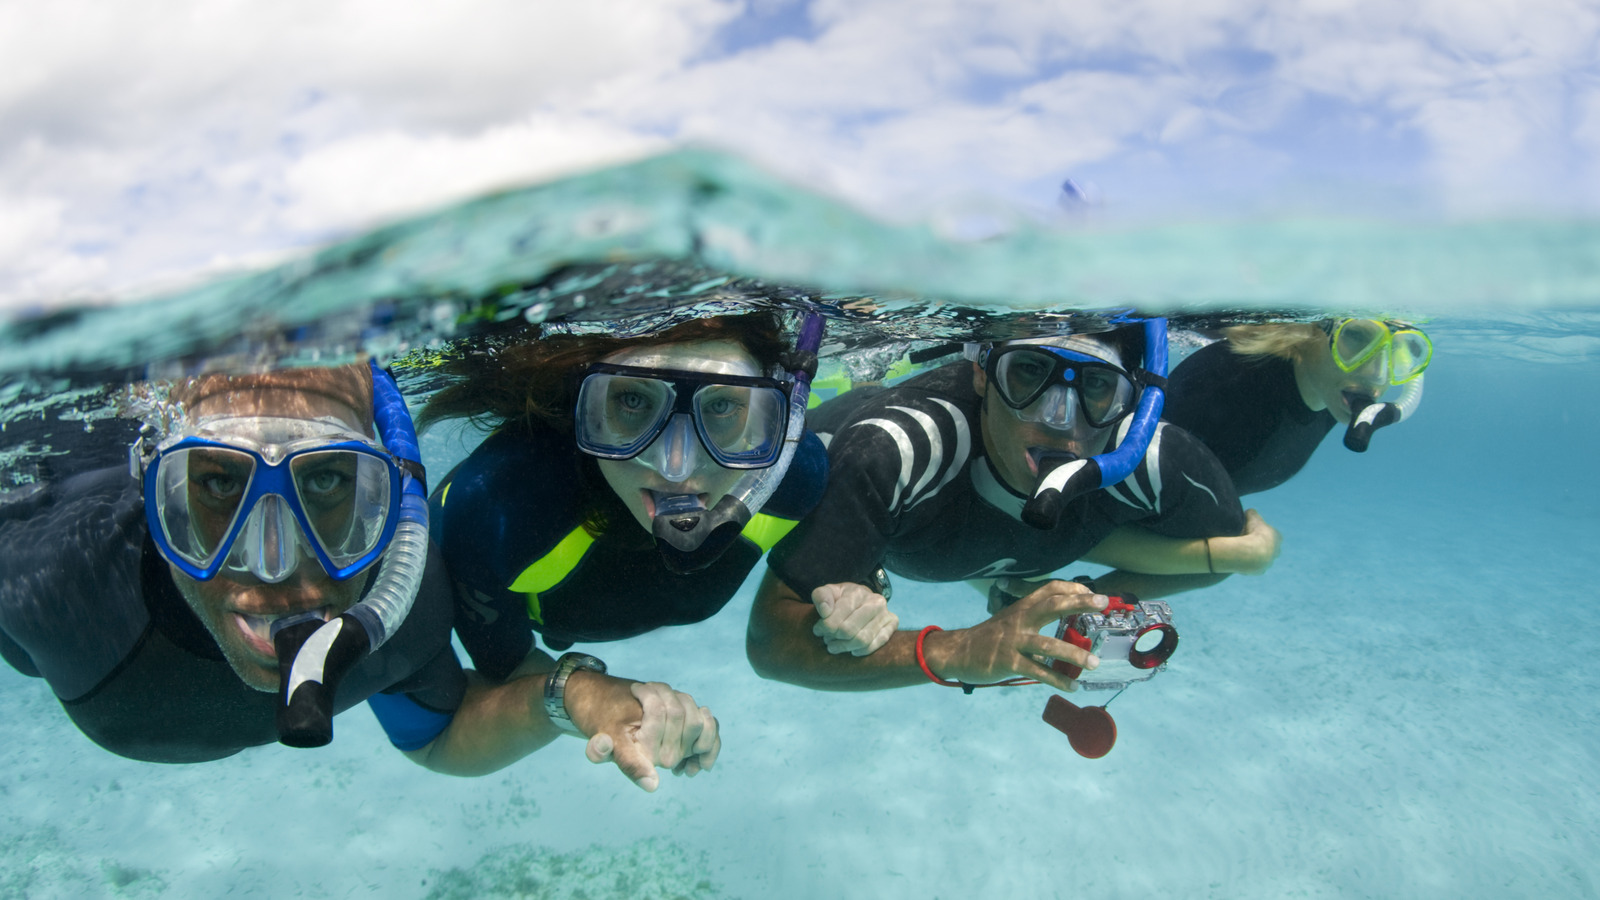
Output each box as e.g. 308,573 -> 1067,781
1,151 -> 1597,899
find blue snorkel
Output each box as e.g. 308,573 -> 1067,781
272,360 -> 430,748
1020,318 -> 1168,530
653,313 -> 825,573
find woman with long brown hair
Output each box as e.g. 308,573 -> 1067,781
422,311 -> 828,789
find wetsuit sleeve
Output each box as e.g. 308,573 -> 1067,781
766,417 -> 905,600
366,550 -> 469,751
367,646 -> 464,751
1104,424 -> 1246,538
762,430 -> 829,520
0,468 -> 150,698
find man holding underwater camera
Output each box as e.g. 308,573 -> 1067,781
747,323 -> 1277,694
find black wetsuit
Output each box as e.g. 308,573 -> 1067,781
767,364 -> 1246,599
0,466 -> 466,764
432,421 -> 828,681
1163,341 -> 1336,495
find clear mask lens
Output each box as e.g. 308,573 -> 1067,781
693,382 -> 786,466
290,449 -> 393,567
1390,331 -> 1432,383
152,445 -> 257,568
1332,319 -> 1388,370
577,373 -> 677,458
575,369 -> 788,468
1332,320 -> 1433,385
992,347 -> 1135,427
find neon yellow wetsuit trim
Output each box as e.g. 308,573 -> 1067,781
508,526 -> 597,624
739,512 -> 800,553
505,513 -> 800,623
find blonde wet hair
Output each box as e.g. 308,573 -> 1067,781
1222,322 -> 1327,364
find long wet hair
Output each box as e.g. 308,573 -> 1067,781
1222,322 -> 1328,364
418,312 -> 790,541
417,312 -> 789,435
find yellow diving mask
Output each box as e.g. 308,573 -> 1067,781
1328,319 -> 1432,386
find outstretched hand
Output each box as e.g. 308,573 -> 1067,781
811,582 -> 898,656
925,578 -> 1106,692
565,674 -> 720,792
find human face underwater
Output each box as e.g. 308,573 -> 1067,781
587,340 -> 773,532
162,368 -> 382,691
974,335 -> 1133,495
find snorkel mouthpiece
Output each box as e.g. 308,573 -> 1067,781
1342,395 -> 1396,452
272,611 -> 371,748
1342,375 -> 1424,452
653,493 -> 752,574
1021,452 -> 1101,530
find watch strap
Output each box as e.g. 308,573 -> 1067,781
543,652 -> 607,735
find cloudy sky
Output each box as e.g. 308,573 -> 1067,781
3,0 -> 1599,307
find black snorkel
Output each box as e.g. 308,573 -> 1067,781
1343,375 -> 1424,452
272,361 -> 429,747
652,313 -> 825,573
1021,318 -> 1168,530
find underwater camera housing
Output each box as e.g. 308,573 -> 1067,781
1052,594 -> 1178,691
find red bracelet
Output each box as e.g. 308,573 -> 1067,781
916,625 -> 965,689
916,625 -> 1041,694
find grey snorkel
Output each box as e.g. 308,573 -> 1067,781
653,313 -> 825,574
1020,318 -> 1169,531
271,360 -> 429,748
1343,374 -> 1424,452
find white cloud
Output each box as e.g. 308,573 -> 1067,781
4,0 -> 1600,306
280,114 -> 668,229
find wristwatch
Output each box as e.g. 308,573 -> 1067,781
543,652 -> 607,735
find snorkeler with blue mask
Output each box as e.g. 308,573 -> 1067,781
140,361 -> 429,747
747,321 -> 1264,700
4,362 -> 666,777
423,311 -> 827,789
964,331 -> 1154,530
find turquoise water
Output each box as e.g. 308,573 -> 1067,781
2,151 -> 1598,898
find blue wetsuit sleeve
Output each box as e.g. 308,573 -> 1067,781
763,430 -> 829,519
367,691 -> 455,752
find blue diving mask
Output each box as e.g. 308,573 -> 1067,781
144,416 -> 402,583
